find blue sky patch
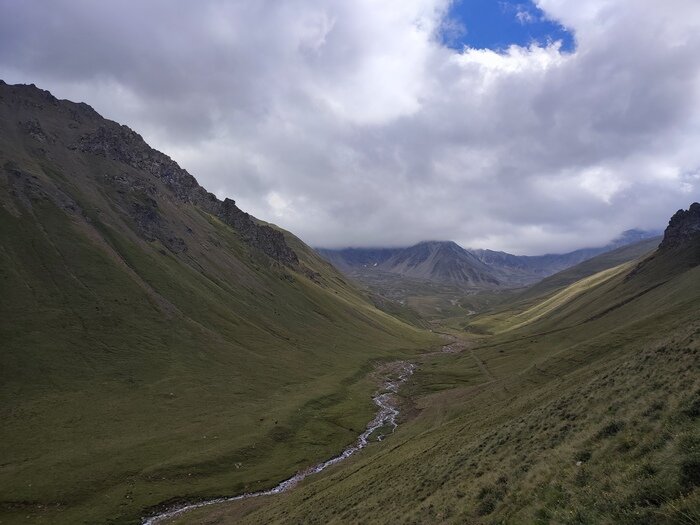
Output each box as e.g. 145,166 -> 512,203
441,0 -> 575,52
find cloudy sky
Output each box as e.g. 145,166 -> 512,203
1,0 -> 699,254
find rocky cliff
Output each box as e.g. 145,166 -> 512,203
659,202 -> 700,251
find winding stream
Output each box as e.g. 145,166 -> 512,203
142,361 -> 415,524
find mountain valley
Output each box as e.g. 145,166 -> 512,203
318,233 -> 662,322
0,82 -> 436,524
1,81 -> 698,525
172,204 -> 700,525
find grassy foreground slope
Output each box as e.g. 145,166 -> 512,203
0,82 -> 438,524
187,210 -> 700,524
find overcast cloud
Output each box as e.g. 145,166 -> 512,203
1,0 -> 699,254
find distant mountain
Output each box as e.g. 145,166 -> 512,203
612,228 -> 663,247
382,241 -> 500,286
470,229 -> 662,286
319,230 -> 662,289
317,246 -> 400,271
320,241 -> 501,287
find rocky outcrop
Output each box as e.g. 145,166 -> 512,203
71,121 -> 298,266
127,195 -> 188,254
219,198 -> 298,266
5,83 -> 299,266
18,118 -> 52,143
659,202 -> 700,250
71,124 -> 217,207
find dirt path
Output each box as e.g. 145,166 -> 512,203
141,362 -> 415,525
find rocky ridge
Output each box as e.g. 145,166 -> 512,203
659,202 -> 700,251
2,81 -> 298,267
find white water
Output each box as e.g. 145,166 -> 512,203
142,362 -> 415,525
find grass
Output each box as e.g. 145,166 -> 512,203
465,261 -> 633,335
175,242 -> 700,524
517,237 -> 661,303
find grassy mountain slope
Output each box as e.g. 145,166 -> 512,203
516,236 -> 661,303
470,229 -> 660,287
461,236 -> 663,335
187,208 -> 700,524
0,82 -> 438,524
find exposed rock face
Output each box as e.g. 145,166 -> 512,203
659,202 -> 700,250
69,114 -> 298,266
19,118 -> 52,143
383,241 -> 500,286
71,124 -> 219,207
127,195 -> 188,254
219,198 -> 298,266
3,160 -> 78,214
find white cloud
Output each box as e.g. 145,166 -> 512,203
577,167 -> 627,203
1,0 -> 699,254
515,8 -> 535,25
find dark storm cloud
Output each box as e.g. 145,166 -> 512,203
1,0 -> 698,254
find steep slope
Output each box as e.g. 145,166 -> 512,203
470,229 -> 661,286
194,204 -> 700,524
513,236 -> 661,304
318,241 -> 500,288
0,82 -> 438,524
380,241 -> 500,286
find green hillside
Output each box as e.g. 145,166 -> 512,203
181,209 -> 700,524
0,83 -> 438,524
459,236 -> 663,335
517,236 -> 662,303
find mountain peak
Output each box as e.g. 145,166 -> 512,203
416,240 -> 461,248
659,202 -> 700,250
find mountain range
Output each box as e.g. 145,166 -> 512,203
318,229 -> 661,288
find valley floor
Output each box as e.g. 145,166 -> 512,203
170,325 -> 700,525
